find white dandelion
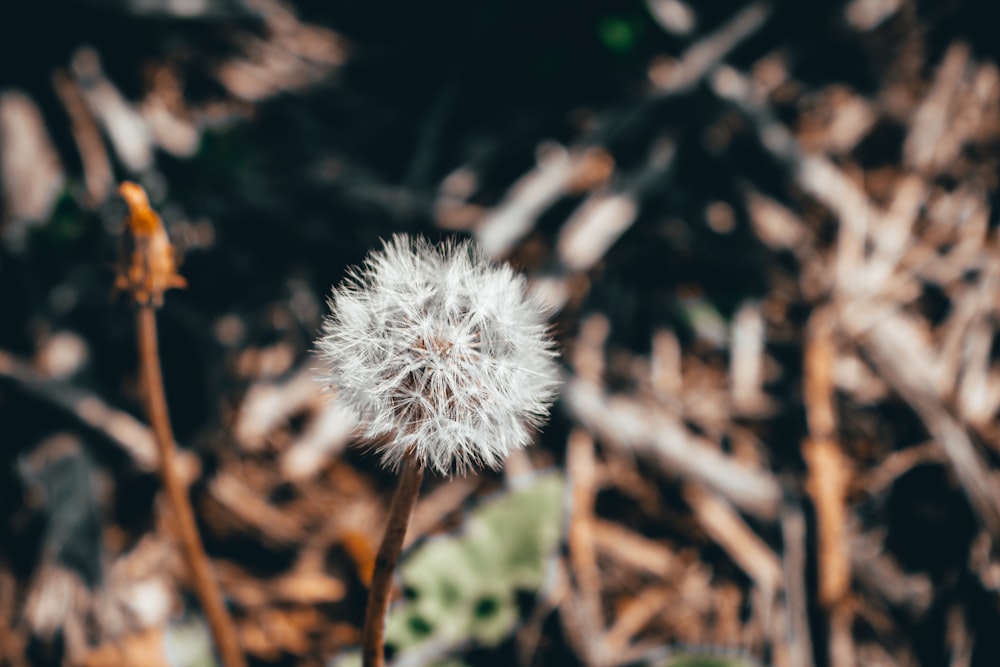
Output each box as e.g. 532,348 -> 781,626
315,234 -> 560,667
316,233 -> 559,475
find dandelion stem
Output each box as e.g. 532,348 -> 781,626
362,454 -> 424,667
136,306 -> 246,667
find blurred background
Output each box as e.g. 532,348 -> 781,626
2,0 -> 1000,666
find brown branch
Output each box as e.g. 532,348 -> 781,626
362,454 -> 424,667
114,181 -> 243,667
562,376 -> 782,518
566,428 -> 607,666
780,507 -> 815,667
0,347 -> 159,470
137,307 -> 246,667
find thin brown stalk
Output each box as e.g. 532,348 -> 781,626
137,306 -> 246,667
363,454 -> 424,667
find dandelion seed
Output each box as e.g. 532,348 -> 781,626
316,234 -> 560,475
317,234 -> 559,667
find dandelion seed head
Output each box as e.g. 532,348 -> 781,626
316,234 -> 560,475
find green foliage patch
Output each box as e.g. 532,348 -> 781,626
385,472 -> 565,651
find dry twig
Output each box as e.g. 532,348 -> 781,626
563,376 -> 781,518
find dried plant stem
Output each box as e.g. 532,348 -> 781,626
136,307 -> 246,667
363,454 -> 425,667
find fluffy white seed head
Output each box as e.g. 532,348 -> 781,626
316,234 -> 560,475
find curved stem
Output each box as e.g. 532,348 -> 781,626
362,454 -> 424,667
137,307 -> 246,667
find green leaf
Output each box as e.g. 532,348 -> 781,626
385,472 -> 565,653
598,17 -> 638,54
164,612 -> 219,667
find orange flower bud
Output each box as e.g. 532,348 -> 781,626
114,181 -> 186,307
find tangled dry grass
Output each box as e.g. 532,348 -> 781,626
2,1 -> 1000,666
